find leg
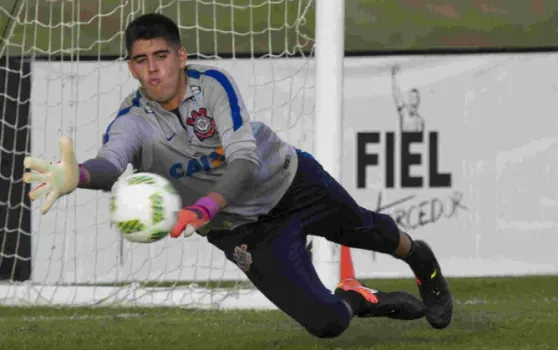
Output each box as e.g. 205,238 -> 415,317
207,219 -> 351,338
206,217 -> 425,338
277,150 -> 453,329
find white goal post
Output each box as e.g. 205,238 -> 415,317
0,0 -> 343,309
312,0 -> 344,291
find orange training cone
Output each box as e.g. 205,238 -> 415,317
340,245 -> 355,281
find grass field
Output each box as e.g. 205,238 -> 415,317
1,275 -> 557,350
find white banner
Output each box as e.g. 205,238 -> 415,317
342,53 -> 558,277
29,53 -> 558,285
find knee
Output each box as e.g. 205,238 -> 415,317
375,212 -> 399,236
303,308 -> 350,338
305,321 -> 348,339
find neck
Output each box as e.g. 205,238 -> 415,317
160,74 -> 187,110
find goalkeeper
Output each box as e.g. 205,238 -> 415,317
23,13 -> 452,338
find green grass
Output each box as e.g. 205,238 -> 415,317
1,275 -> 557,350
1,0 -> 558,57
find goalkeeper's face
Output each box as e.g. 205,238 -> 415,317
128,38 -> 187,108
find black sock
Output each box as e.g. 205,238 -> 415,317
400,235 -> 437,281
401,234 -> 416,259
335,290 -> 367,315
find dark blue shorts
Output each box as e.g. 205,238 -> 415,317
206,149 -> 400,337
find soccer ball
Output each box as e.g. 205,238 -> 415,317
110,172 -> 182,243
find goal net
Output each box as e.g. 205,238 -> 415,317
0,0 -> 316,309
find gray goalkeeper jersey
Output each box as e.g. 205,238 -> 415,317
98,63 -> 298,234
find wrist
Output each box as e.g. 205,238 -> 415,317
206,192 -> 226,208
194,196 -> 221,219
78,164 -> 90,187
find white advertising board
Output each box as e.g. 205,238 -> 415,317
29,53 -> 558,286
343,53 -> 558,278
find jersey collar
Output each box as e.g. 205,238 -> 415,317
183,67 -> 200,101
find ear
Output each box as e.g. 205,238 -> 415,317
128,60 -> 138,80
178,46 -> 188,69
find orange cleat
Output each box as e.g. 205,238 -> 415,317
335,278 -> 425,320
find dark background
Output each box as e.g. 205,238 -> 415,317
0,57 -> 31,281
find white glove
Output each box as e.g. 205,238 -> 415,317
111,163 -> 136,192
110,163 -> 136,194
23,136 -> 79,215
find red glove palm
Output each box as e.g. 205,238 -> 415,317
170,197 -> 220,238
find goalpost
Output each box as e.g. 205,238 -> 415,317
0,0 -> 345,309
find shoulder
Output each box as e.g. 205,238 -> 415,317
117,89 -> 142,116
107,90 -> 148,132
185,64 -> 238,91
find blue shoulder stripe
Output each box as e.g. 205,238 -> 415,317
103,90 -> 141,144
187,69 -> 201,79
188,68 -> 243,131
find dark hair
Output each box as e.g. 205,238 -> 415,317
125,13 -> 181,56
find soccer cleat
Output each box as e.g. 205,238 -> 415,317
334,279 -> 425,320
413,240 -> 453,329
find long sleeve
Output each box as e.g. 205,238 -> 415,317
81,95 -> 144,191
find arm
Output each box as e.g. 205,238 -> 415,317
79,113 -> 143,191
170,69 -> 259,237
205,159 -> 259,208
200,69 -> 260,209
23,110 -> 142,214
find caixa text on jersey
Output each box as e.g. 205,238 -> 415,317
168,147 -> 226,178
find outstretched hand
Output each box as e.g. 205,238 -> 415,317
170,196 -> 221,238
23,136 -> 80,214
170,204 -> 211,238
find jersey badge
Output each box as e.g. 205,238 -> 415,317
187,107 -> 216,141
232,244 -> 253,272
191,85 -> 201,96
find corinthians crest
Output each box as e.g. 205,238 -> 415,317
187,107 -> 216,141
232,244 -> 253,272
